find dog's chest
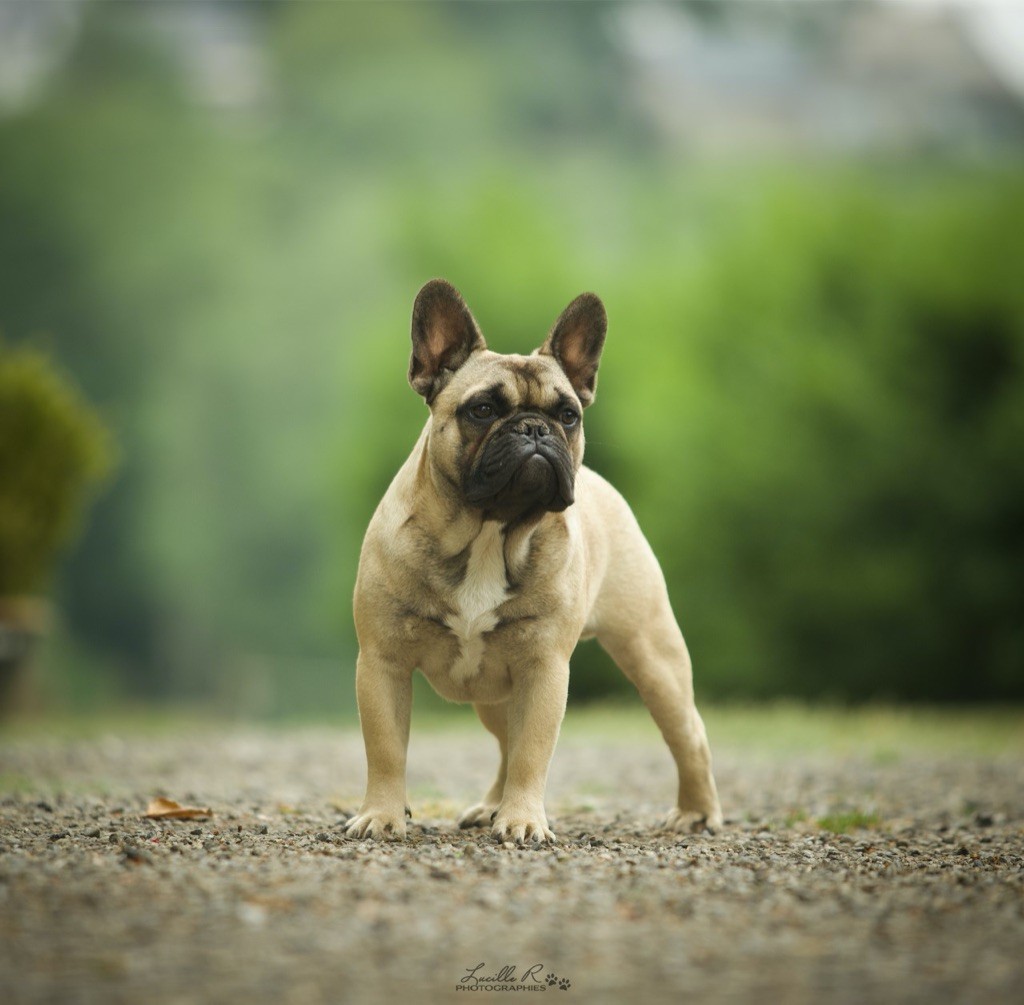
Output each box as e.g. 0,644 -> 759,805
445,522 -> 509,683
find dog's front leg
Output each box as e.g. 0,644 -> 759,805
345,651 -> 413,840
491,659 -> 569,845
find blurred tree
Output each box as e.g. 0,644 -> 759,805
0,340 -> 113,710
0,342 -> 113,594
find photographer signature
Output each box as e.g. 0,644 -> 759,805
459,964 -> 572,990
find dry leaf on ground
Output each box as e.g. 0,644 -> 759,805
143,797 -> 212,820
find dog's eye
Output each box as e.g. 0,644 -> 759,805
469,403 -> 494,421
560,408 -> 579,428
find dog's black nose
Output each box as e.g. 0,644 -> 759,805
514,417 -> 551,440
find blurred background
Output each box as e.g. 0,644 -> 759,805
1,0 -> 1022,721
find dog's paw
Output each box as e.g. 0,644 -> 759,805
491,808 -> 556,845
344,808 -> 407,841
664,807 -> 723,834
457,802 -> 500,829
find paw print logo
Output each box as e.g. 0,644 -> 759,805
546,974 -> 558,986
558,978 -> 572,990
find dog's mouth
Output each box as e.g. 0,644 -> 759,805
463,418 -> 575,521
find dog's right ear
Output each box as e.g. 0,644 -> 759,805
409,279 -> 486,402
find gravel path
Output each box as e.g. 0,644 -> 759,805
1,724 -> 1021,1004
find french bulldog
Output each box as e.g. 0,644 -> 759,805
346,279 -> 723,844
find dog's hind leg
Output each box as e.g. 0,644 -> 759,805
597,611 -> 723,832
458,700 -> 509,828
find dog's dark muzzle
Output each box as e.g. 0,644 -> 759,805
464,415 -> 575,517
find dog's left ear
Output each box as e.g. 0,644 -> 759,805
536,293 -> 607,407
409,279 -> 487,402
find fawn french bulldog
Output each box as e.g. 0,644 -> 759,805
347,280 -> 722,843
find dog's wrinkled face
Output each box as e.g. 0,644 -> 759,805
408,280 -> 607,524
437,352 -> 580,523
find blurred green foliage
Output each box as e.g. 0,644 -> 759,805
0,343 -> 113,594
0,1 -> 1021,712
436,168 -> 1024,704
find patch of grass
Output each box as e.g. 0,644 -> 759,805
783,809 -> 809,828
0,772 -> 116,798
816,810 -> 882,834
4,699 -> 1023,760
871,748 -> 901,766
413,799 -> 459,819
408,783 -> 449,801
0,704 -> 237,741
562,701 -> 1024,758
574,780 -> 617,797
561,801 -> 599,814
0,772 -> 35,794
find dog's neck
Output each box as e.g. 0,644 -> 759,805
402,420 -> 549,569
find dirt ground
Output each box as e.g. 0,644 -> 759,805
1,713 -> 1022,1004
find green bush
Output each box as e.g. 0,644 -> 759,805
0,343 -> 114,595
585,170 -> 1024,702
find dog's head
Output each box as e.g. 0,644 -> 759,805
408,279 -> 606,524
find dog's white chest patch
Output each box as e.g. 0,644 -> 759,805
446,522 -> 508,683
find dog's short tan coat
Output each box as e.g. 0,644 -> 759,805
347,280 -> 722,843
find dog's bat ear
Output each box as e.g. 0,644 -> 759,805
409,279 -> 486,401
537,293 -> 607,407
